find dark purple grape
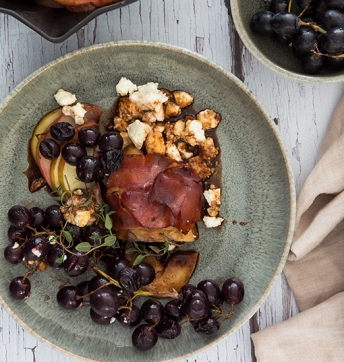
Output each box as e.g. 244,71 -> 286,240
156,318 -> 181,339
57,285 -> 82,310
44,205 -> 64,229
141,298 -> 164,325
184,290 -> 209,319
77,280 -> 91,306
90,289 -> 119,317
164,299 -> 184,321
296,0 -> 318,9
39,139 -> 60,160
61,143 -> 87,166
8,205 -> 32,229
132,324 -> 158,351
117,267 -> 141,294
197,279 -> 222,306
50,122 -> 75,141
90,308 -> 116,325
269,0 -> 288,13
100,149 -> 123,174
9,276 -> 31,300
63,251 -> 89,277
76,155 -> 100,183
222,277 -> 245,305
29,207 -> 46,230
250,10 -> 275,36
7,225 -> 30,244
4,244 -> 23,264
315,0 -> 329,17
46,244 -> 64,268
320,27 -> 344,54
301,52 -> 325,74
193,317 -> 220,335
116,305 -> 142,328
271,12 -> 300,36
107,257 -> 131,280
320,9 -> 344,30
84,225 -> 107,246
98,131 -> 123,152
134,262 -> 155,286
326,55 -> 344,71
292,27 -> 317,53
88,275 -> 111,293
22,234 -> 50,260
323,0 -> 344,9
179,284 -> 197,304
78,127 -> 101,147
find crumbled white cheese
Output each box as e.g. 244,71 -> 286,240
62,102 -> 87,125
203,216 -> 224,228
116,77 -> 138,96
54,89 -> 77,106
129,82 -> 168,122
203,188 -> 221,217
31,247 -> 42,258
183,119 -> 206,146
165,141 -> 182,162
127,120 -> 152,149
12,242 -> 20,249
196,109 -> 221,130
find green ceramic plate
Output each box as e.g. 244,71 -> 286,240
230,0 -> 344,83
0,41 -> 295,361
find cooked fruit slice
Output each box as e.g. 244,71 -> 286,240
30,108 -> 63,164
50,154 -> 62,191
141,250 -> 199,295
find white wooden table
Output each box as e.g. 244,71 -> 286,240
1,0 -> 343,361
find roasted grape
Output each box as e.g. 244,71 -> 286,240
39,139 -> 60,159
98,131 -> 123,152
8,205 -> 32,229
132,324 -> 158,351
222,277 -> 245,305
4,244 -> 24,264
90,289 -> 119,317
184,290 -> 209,319
193,317 -> 220,335
50,122 -> 75,141
197,279 -> 222,306
9,276 -> 31,300
22,234 -> 50,261
134,262 -> 156,286
57,285 -> 82,310
76,155 -> 100,183
63,251 -> 89,277
78,127 -> 101,147
44,204 -> 64,229
141,298 -> 164,325
116,305 -> 142,328
61,143 -> 87,166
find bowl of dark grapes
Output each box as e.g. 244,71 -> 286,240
231,0 -> 344,82
0,41 -> 295,361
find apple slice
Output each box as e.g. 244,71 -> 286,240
50,154 -> 62,191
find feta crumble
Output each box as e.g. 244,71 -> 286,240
62,103 -> 87,125
203,216 -> 224,228
127,120 -> 152,149
203,187 -> 221,217
54,89 -> 77,106
116,77 -> 138,96
183,119 -> 206,146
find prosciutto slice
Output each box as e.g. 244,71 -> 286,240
106,153 -> 203,236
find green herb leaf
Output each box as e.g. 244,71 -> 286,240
105,214 -> 113,231
104,235 -> 117,246
75,242 -> 92,253
82,196 -> 93,207
149,245 -> 162,254
55,253 -> 65,264
133,254 -> 147,266
62,230 -> 73,246
126,248 -> 138,254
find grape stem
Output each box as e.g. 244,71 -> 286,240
288,0 -> 293,13
298,21 -> 327,35
312,43 -> 344,59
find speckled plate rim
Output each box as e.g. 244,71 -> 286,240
0,40 -> 296,361
230,0 -> 344,84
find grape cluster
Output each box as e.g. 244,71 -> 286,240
4,202 -> 245,351
250,0 -> 344,74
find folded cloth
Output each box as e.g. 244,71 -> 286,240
251,95 -> 344,361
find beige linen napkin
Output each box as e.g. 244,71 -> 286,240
251,96 -> 344,361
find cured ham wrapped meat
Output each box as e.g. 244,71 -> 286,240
106,153 -> 203,242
